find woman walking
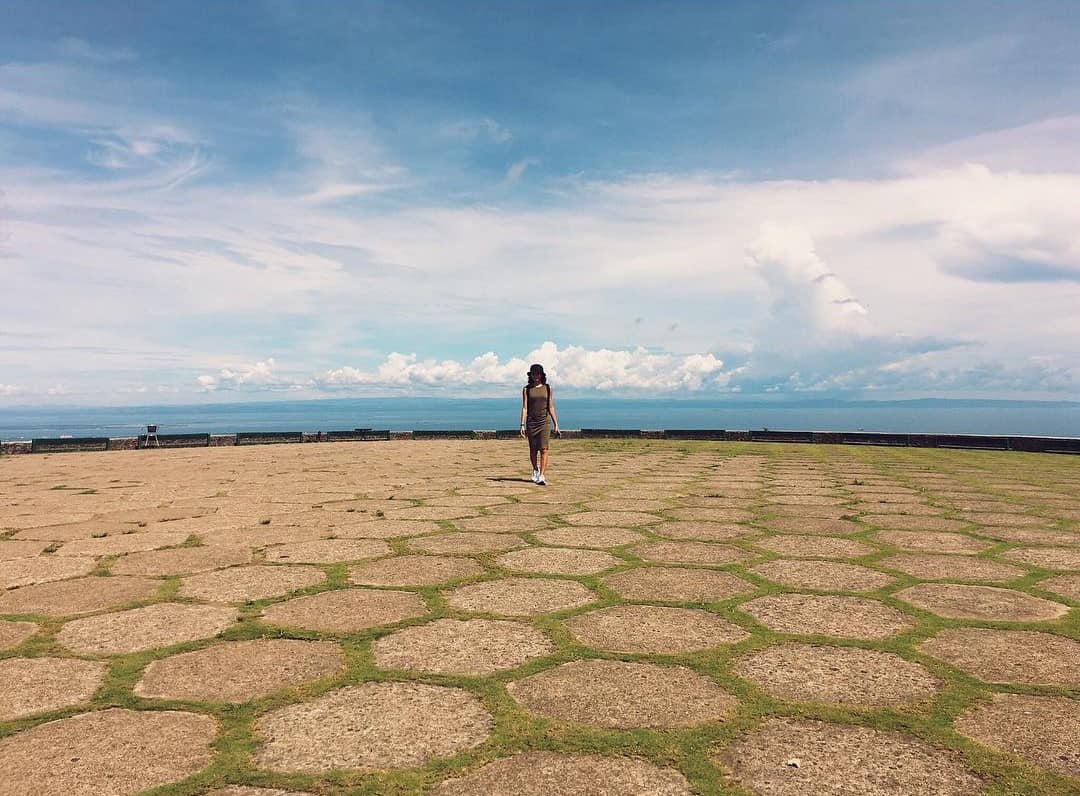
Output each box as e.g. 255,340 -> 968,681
519,363 -> 560,485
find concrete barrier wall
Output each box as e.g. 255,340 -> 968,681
3,429 -> 1077,455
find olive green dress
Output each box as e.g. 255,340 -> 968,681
525,384 -> 551,450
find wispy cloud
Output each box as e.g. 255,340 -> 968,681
902,115 -> 1080,174
284,113 -> 407,202
4,19 -> 1080,404
7,153 -> 1080,400
0,61 -> 199,146
441,117 -> 513,143
846,35 -> 1023,111
505,157 -> 540,184
56,37 -> 137,63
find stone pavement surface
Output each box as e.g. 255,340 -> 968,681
0,439 -> 1078,795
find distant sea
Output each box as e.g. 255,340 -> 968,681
0,397 -> 1077,441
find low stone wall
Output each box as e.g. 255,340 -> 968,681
3,429 -> 1077,455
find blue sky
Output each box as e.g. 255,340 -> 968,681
2,1 -> 1080,404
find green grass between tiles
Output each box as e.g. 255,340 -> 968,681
1,440 -> 1078,794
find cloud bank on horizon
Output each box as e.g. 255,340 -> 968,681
2,1 -> 1079,404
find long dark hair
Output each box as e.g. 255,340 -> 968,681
525,363 -> 547,388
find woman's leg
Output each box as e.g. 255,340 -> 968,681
538,426 -> 551,477
529,433 -> 540,478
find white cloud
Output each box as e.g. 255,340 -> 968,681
219,358 -> 278,386
0,384 -> 24,397
202,339 -> 1053,399
505,157 -> 540,184
191,344 -> 731,395
871,352 -> 1078,395
532,342 -> 728,391
321,342 -> 729,393
196,359 -> 312,392
9,156 -> 1080,399
934,179 -> 1080,282
747,223 -> 869,339
3,50 -> 1080,401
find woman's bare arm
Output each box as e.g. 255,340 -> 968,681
519,387 -> 528,438
549,387 -> 559,435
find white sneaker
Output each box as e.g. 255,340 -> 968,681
537,474 -> 546,486
530,469 -> 540,483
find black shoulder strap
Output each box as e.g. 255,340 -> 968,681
547,384 -> 551,413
